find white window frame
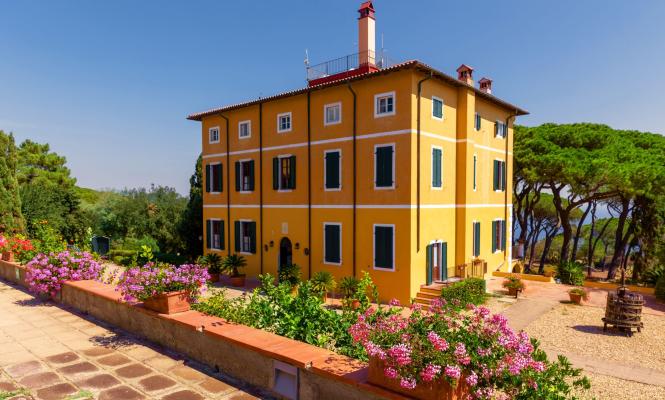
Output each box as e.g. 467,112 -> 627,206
323,149 -> 342,191
431,145 -> 443,190
209,218 -> 223,251
373,143 -> 395,190
238,219 -> 253,255
238,120 -> 251,139
324,102 -> 342,126
495,120 -> 507,138
238,158 -> 253,193
277,154 -> 294,192
475,113 -> 481,131
209,126 -> 220,144
323,222 -> 342,266
494,157 -> 506,192
277,112 -> 292,133
373,223 -> 395,271
208,161 -> 222,194
473,154 -> 478,192
431,96 -> 444,121
492,218 -> 505,254
374,91 -> 396,118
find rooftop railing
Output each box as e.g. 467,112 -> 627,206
306,50 -> 399,82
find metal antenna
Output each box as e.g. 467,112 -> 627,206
304,49 -> 310,82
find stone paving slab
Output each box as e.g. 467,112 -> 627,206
0,280 -> 271,400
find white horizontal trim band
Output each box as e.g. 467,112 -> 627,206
204,203 -> 513,209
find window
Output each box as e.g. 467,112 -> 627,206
205,163 -> 223,193
206,220 -> 224,250
324,150 -> 341,190
235,159 -> 255,192
277,112 -> 292,133
239,121 -> 251,139
473,154 -> 477,191
374,92 -> 395,117
273,155 -> 296,190
475,113 -> 481,131
374,144 -> 394,189
323,223 -> 341,264
209,127 -> 220,144
472,222 -> 481,257
432,147 -> 442,188
324,103 -> 341,125
495,121 -> 507,138
373,224 -> 394,270
492,220 -> 506,253
234,220 -> 256,254
493,159 -> 507,191
432,96 -> 443,120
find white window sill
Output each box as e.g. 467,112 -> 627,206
323,261 -> 342,266
373,266 -> 396,272
374,112 -> 395,119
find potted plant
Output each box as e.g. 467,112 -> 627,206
502,275 -> 525,298
201,253 -> 223,282
117,262 -> 209,314
339,276 -> 360,309
311,271 -> 336,302
568,287 -> 588,305
0,234 -> 10,262
278,263 -> 302,293
222,254 -> 247,287
25,251 -> 103,300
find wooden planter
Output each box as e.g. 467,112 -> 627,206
230,274 -> 246,287
368,358 -> 467,400
507,287 -> 521,297
569,293 -> 583,305
208,273 -> 220,283
1,251 -> 14,262
143,291 -> 191,314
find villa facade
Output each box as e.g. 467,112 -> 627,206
188,1 -> 527,303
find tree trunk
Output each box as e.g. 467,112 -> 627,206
539,229 -> 556,273
526,220 -> 543,273
571,203 -> 592,262
586,202 -> 597,275
607,198 -> 631,280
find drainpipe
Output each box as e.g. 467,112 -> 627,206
504,113 -> 516,259
347,83 -> 357,278
307,91 -> 312,279
416,72 -> 433,252
219,114 -> 231,254
259,102 -> 264,274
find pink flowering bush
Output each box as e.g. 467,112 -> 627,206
350,298 -> 590,399
116,263 -> 209,302
26,251 -> 103,296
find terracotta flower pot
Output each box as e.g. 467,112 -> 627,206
1,251 -> 14,262
208,273 -> 220,283
230,274 -> 246,287
507,287 -> 520,297
368,357 -> 468,400
143,291 -> 191,314
569,293 -> 583,305
351,299 -> 361,310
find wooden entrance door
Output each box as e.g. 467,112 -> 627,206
426,242 -> 447,285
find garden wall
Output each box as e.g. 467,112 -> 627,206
0,260 -> 403,400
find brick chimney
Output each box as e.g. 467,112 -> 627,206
358,1 -> 376,67
478,77 -> 493,94
456,64 -> 474,85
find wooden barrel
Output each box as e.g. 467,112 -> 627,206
603,291 -> 644,333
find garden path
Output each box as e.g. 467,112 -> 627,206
0,280 -> 268,400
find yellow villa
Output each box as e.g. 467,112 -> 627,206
187,1 -> 527,303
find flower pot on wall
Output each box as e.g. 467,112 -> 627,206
1,252 -> 14,262
230,274 -> 246,287
368,357 -> 467,400
143,291 -> 191,314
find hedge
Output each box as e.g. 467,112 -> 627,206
440,278 -> 487,309
656,274 -> 665,302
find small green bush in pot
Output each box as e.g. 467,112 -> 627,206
311,271 -> 336,301
339,276 -> 360,308
222,254 -> 247,287
278,263 -> 302,291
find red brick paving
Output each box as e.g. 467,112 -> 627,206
45,352 -> 79,364
114,363 -> 153,379
19,371 -> 60,389
6,361 -> 42,378
35,382 -> 78,400
57,361 -> 98,376
98,385 -> 145,400
76,373 -> 120,389
161,389 -> 206,400
97,354 -> 132,367
138,375 -> 177,392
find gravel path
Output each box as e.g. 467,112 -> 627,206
573,372 -> 665,399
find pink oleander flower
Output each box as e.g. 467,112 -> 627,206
387,344 -> 412,366
26,251 -> 103,296
427,331 -> 449,351
444,365 -> 461,379
466,371 -> 478,386
116,263 -> 209,302
388,298 -> 400,306
384,367 -> 398,379
399,377 -> 417,390
420,363 -> 441,382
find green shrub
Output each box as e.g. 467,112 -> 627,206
557,262 -> 585,286
440,277 -> 486,309
644,265 -> 664,286
278,263 -> 301,287
656,274 -> 665,302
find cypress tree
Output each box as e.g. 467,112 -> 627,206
0,131 -> 25,233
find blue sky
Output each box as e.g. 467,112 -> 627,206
1,0 -> 664,194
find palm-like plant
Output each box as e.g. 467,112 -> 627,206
278,263 -> 301,287
202,253 -> 223,274
222,254 -> 247,277
311,271 -> 336,296
339,276 -> 359,300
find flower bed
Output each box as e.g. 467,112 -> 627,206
25,251 -> 102,297
350,299 -> 590,399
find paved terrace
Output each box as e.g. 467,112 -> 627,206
0,281 -> 267,400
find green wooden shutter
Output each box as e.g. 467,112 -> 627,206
492,221 -> 497,253
234,221 -> 240,252
247,160 -> 254,191
376,146 -> 393,187
288,156 -> 296,189
206,220 -> 212,249
272,158 -> 279,190
324,224 -> 340,263
501,161 -> 506,191
219,221 -> 225,250
493,160 -> 499,191
325,152 -> 340,189
432,148 -> 442,187
205,164 -> 211,193
494,122 -> 498,137
473,156 -> 477,190
441,242 -> 448,280
374,226 -> 393,269
501,220 -> 506,251
235,161 -> 241,191
426,245 -> 433,285
218,164 -> 223,192
474,222 -> 481,257
248,221 -> 256,253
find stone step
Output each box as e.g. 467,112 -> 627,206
418,287 -> 442,296
415,291 -> 439,300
